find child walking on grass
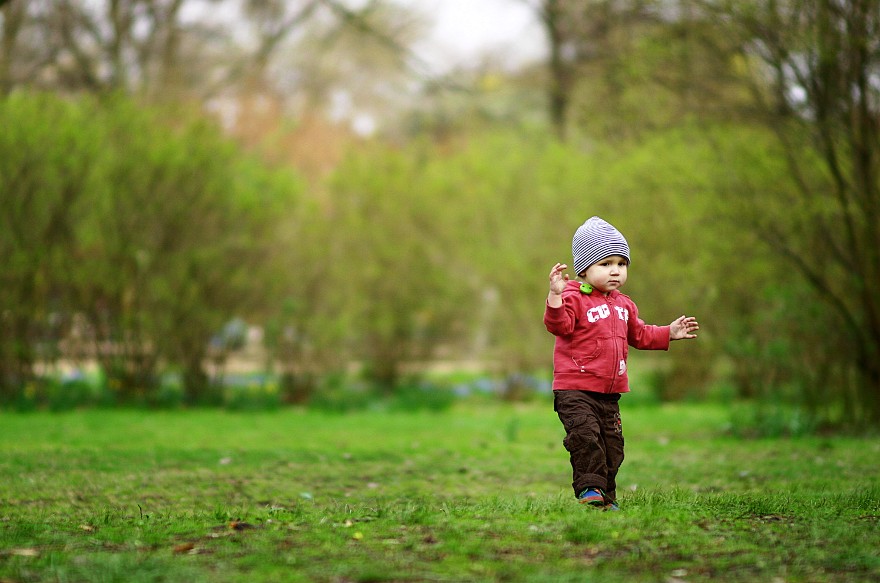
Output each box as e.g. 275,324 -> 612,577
544,216 -> 699,511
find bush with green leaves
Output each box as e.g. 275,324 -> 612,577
0,92 -> 302,405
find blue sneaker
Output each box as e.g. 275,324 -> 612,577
604,502 -> 620,512
577,488 -> 606,507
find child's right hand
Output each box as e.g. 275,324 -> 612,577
549,263 -> 569,296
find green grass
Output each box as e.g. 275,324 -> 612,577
1,402 -> 878,582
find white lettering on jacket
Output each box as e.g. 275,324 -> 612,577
586,305 -> 610,322
586,304 -> 629,323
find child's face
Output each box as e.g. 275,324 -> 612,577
581,255 -> 628,294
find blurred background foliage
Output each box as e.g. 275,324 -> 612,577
1,0 -> 878,432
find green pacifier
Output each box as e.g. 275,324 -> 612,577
580,284 -> 593,294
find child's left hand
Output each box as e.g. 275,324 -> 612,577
669,315 -> 700,340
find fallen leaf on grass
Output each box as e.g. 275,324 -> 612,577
173,543 -> 195,554
229,520 -> 256,531
580,547 -> 602,566
9,548 -> 40,558
173,543 -> 210,556
79,524 -> 96,532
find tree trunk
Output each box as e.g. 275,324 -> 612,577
542,0 -> 573,141
0,0 -> 25,95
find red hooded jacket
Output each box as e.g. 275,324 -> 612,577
544,280 -> 670,393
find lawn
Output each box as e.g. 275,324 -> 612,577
0,401 -> 878,582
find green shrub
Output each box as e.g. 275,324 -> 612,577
385,380 -> 456,412
308,373 -> 379,413
726,402 -> 819,438
47,377 -> 97,411
223,376 -> 281,411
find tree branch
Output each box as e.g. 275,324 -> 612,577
756,227 -> 870,358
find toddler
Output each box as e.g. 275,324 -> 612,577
544,216 -> 699,510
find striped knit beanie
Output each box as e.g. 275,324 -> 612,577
572,216 -> 630,276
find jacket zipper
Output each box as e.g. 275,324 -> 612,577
608,296 -> 617,393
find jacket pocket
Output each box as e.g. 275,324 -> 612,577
571,339 -> 601,371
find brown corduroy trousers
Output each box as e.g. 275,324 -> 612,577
553,389 -> 625,502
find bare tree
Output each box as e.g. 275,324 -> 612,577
522,0 -> 659,140
2,0 -> 424,132
0,0 -> 196,93
703,0 -> 880,422
0,0 -> 24,94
